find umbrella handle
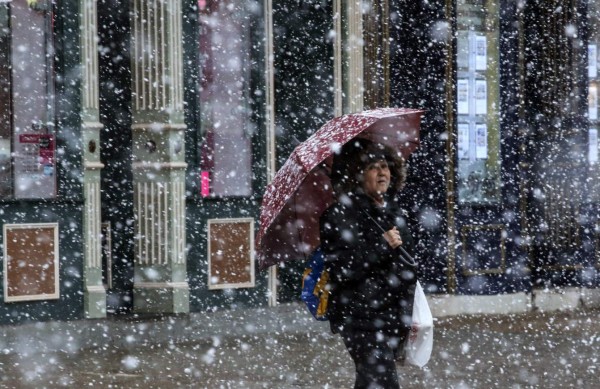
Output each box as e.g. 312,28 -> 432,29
398,246 -> 417,268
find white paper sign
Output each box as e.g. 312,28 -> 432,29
590,84 -> 598,120
475,35 -> 487,71
457,79 -> 469,115
589,45 -> 598,78
14,133 -> 56,199
476,124 -> 488,159
590,128 -> 598,164
458,123 -> 470,159
475,80 -> 487,115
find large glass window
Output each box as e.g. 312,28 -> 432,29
456,0 -> 501,204
198,0 -> 255,198
0,0 -> 55,199
588,1 -> 600,202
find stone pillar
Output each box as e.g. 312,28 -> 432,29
81,0 -> 106,318
344,0 -> 364,113
130,0 -> 189,313
334,0 -> 364,114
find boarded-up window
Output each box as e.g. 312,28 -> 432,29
3,223 -> 59,302
208,218 -> 254,289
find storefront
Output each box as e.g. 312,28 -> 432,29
275,0 -> 600,308
1,0 -> 599,325
0,0 -> 105,323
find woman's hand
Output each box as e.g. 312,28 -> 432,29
383,227 -> 403,249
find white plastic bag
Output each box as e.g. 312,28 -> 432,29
404,281 -> 434,367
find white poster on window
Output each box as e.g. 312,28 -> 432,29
590,129 -> 598,164
475,80 -> 487,115
589,45 -> 598,78
457,79 -> 469,115
14,133 -> 56,199
475,35 -> 487,71
476,124 -> 488,159
458,123 -> 470,160
589,84 -> 598,120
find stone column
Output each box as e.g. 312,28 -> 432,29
81,0 -> 106,318
334,0 -> 364,114
344,0 -> 364,113
130,0 -> 189,313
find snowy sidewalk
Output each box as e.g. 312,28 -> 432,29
0,303 -> 326,356
1,303 -> 600,388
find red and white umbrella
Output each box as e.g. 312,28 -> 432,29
257,108 -> 424,270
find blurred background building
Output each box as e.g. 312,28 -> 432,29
0,0 -> 599,324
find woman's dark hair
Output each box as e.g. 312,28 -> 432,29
330,138 -> 407,197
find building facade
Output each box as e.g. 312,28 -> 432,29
0,0 -> 599,324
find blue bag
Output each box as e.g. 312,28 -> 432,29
300,248 -> 329,321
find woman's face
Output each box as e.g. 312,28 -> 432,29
361,159 -> 391,203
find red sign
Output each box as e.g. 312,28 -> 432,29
19,134 -> 55,165
201,171 -> 210,197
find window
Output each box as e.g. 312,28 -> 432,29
589,1 -> 600,201
456,0 -> 501,204
0,0 -> 55,199
198,0 -> 255,198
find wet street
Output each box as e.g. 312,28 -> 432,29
1,306 -> 599,388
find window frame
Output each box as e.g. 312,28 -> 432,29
0,0 -> 56,200
455,0 -> 503,206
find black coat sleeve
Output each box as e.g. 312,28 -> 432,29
319,206 -> 373,283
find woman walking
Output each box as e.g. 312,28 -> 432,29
320,138 -> 417,389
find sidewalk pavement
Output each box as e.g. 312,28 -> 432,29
1,302 -> 599,388
0,302 -> 328,357
2,287 -> 600,357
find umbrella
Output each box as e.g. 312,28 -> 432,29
257,107 -> 424,270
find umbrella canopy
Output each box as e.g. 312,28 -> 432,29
257,107 -> 424,270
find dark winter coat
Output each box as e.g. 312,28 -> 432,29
319,193 -> 417,335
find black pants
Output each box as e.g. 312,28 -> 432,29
340,327 -> 407,389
